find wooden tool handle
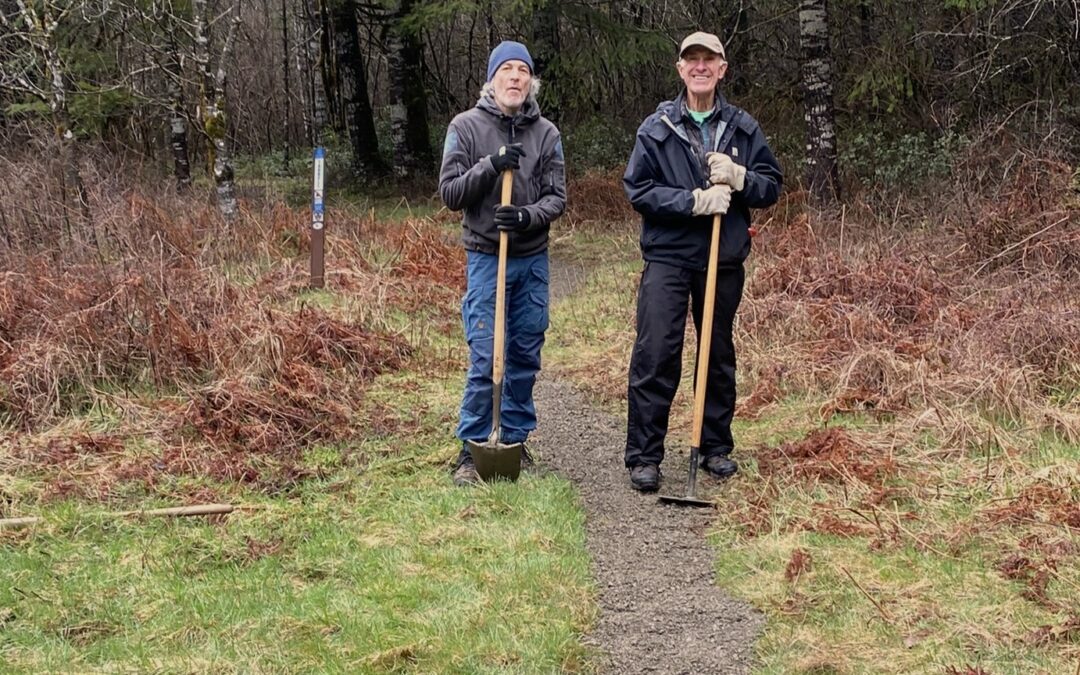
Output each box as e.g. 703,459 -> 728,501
491,169 -> 513,434
691,214 -> 722,447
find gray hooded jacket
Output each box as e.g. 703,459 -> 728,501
439,92 -> 566,257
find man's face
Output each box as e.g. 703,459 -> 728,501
677,47 -> 727,99
492,60 -> 532,111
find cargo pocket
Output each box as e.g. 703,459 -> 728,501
524,263 -> 549,334
462,282 -> 494,343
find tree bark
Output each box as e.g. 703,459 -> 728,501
163,16 -> 191,191
386,0 -> 432,178
531,0 -> 560,123
331,0 -> 384,177
294,0 -> 328,145
9,0 -> 91,231
281,0 -> 291,170
195,0 -> 241,222
316,0 -> 338,131
799,0 -> 840,203
43,9 -> 91,230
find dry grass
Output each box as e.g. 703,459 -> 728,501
547,137 -> 1079,672
0,148 -> 462,498
563,168 -> 637,230
723,144 -> 1080,673
740,164 -> 1079,438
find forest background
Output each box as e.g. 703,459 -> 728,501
1,1 -> 1079,672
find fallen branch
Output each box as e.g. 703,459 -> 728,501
0,503 -> 236,530
840,565 -> 893,623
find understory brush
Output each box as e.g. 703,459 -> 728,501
548,135 -> 1079,673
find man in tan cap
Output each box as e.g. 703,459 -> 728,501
621,31 -> 783,492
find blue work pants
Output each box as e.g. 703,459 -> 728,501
457,250 -> 549,450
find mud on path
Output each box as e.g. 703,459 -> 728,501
529,257 -> 763,673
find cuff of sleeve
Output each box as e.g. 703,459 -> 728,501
522,205 -> 543,231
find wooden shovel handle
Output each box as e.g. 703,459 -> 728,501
691,214 -> 721,447
491,170 -> 513,433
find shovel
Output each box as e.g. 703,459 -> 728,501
469,168 -> 524,482
659,213 -> 722,508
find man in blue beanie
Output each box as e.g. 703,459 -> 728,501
439,41 -> 566,485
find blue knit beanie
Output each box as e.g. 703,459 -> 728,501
487,41 -> 534,82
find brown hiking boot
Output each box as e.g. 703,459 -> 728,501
453,457 -> 480,486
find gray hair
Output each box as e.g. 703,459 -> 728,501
480,77 -> 543,101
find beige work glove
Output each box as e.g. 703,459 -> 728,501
706,152 -> 746,191
691,184 -> 732,216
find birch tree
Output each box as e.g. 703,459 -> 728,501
1,0 -> 91,229
194,0 -> 242,221
160,4 -> 192,190
291,0 -> 328,145
799,0 -> 840,203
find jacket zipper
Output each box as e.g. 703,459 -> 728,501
661,114 -> 707,188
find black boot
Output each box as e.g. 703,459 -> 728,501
700,454 -> 738,479
629,464 -> 661,492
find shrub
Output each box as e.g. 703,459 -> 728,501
841,128 -> 966,194
562,117 -> 635,173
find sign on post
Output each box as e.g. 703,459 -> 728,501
310,146 -> 326,288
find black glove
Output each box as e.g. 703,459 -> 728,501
494,205 -> 531,231
488,143 -> 526,172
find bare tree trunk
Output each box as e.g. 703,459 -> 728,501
47,41 -> 90,231
294,7 -> 313,145
309,0 -> 329,140
281,0 -> 291,170
164,17 -> 191,190
531,0 -> 560,123
319,0 -> 344,133
799,0 -> 840,203
195,0 -> 241,221
293,0 -> 327,145
386,0 -> 432,178
10,0 -> 92,231
331,0 -> 384,177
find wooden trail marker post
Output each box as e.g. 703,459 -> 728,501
310,146 -> 326,288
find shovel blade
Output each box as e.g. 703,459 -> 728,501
467,439 -> 523,482
658,494 -> 714,508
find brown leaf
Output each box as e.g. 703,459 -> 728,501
785,547 -> 812,582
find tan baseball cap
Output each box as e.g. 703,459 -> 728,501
679,31 -> 726,60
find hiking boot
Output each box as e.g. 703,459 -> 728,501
700,454 -> 738,480
520,443 -> 535,470
629,464 -> 661,492
453,456 -> 480,486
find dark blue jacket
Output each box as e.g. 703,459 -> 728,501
623,92 -> 783,270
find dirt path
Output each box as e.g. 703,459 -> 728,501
530,258 -> 763,673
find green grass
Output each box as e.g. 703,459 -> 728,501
1,223 -> 597,672
0,370 -> 596,673
544,227 -> 1080,675
707,426 -> 1080,674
